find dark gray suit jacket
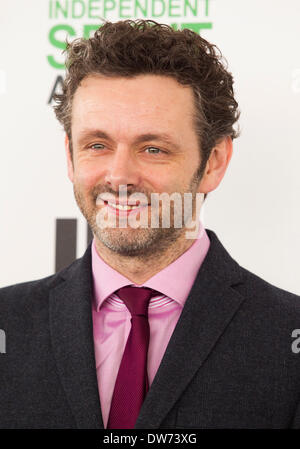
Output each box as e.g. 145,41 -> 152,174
1,229 -> 300,429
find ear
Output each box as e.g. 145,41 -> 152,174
65,134 -> 74,183
198,136 -> 233,194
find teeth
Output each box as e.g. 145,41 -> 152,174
108,203 -> 140,210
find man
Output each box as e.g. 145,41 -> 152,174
1,19 -> 300,429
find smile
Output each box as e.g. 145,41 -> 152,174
106,202 -> 141,210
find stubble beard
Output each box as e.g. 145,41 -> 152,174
73,170 -> 202,258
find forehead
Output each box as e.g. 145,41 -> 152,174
71,74 -> 196,130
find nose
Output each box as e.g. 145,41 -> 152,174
104,145 -> 140,192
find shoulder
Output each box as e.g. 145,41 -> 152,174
234,264 -> 300,336
0,256 -> 83,310
205,228 -> 300,315
240,264 -> 300,308
0,254 -> 91,349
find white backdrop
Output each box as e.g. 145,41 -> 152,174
0,0 -> 299,294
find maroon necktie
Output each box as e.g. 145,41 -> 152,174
107,286 -> 156,429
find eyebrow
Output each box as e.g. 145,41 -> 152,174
77,129 -> 180,150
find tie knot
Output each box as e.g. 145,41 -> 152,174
115,286 -> 156,317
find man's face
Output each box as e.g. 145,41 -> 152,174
68,74 -> 204,256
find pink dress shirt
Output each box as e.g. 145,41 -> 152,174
91,221 -> 210,428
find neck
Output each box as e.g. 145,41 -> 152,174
94,229 -> 198,285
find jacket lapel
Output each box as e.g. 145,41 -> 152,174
48,228 -> 247,429
49,245 -> 104,429
135,229 -> 246,429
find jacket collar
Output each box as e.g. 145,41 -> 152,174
135,228 -> 246,428
49,229 -> 246,429
49,244 -> 104,428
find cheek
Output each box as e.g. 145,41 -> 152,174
74,163 -> 103,191
148,170 -> 175,191
155,173 -> 185,193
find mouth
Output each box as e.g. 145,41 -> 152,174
98,198 -> 150,218
103,200 -> 147,211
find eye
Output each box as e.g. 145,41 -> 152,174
145,147 -> 164,155
90,143 -> 105,150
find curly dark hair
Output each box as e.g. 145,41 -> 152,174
53,19 -> 240,199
